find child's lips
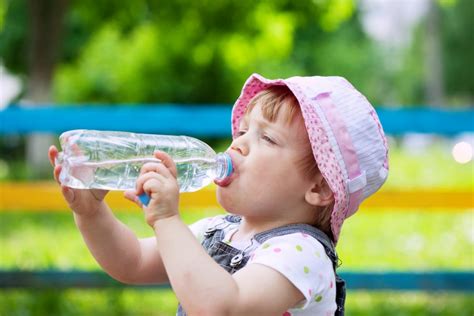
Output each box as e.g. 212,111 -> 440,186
214,176 -> 232,187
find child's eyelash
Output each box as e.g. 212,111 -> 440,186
237,130 -> 276,145
262,135 -> 276,144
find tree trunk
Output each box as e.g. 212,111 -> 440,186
424,0 -> 444,107
26,0 -> 68,179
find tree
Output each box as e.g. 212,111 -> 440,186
0,0 -> 386,178
1,0 -> 69,177
394,0 -> 473,107
441,0 -> 474,104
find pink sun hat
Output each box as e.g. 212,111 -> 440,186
231,73 -> 389,243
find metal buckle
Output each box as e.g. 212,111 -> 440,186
204,227 -> 216,238
230,253 -> 244,267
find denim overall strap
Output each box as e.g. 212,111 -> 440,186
178,216 -> 346,316
253,223 -> 346,316
223,214 -> 242,223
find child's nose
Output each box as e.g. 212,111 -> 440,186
230,137 -> 249,156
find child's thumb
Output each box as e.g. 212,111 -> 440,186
61,186 -> 75,203
124,190 -> 142,207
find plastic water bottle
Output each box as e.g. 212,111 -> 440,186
56,130 -> 233,205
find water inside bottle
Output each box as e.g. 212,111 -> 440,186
60,156 -> 221,192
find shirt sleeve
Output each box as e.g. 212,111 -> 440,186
247,233 -> 336,309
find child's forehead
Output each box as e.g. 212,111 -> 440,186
240,101 -> 308,136
241,98 -> 303,126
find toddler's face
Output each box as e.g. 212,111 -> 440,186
216,101 -> 314,218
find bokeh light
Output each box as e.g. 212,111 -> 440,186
451,141 -> 473,164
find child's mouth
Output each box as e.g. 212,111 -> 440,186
215,152 -> 237,187
214,175 -> 233,187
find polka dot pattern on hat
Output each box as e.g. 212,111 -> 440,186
285,81 -> 349,242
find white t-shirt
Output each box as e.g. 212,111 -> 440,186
190,215 -> 337,316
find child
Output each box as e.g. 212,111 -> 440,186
48,73 -> 389,315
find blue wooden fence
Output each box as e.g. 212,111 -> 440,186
0,104 -> 473,292
1,104 -> 473,136
1,270 -> 472,291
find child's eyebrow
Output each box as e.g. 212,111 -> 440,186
256,118 -> 270,128
242,112 -> 283,132
240,115 -> 250,126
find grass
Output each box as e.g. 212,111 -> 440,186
0,142 -> 472,315
0,209 -> 472,315
1,209 -> 472,270
383,141 -> 474,190
0,289 -> 179,316
0,289 -> 472,316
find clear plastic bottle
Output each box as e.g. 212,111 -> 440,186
56,130 -> 233,198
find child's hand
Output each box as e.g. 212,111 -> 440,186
48,145 -> 108,216
130,151 -> 180,228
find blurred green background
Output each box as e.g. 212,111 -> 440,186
0,0 -> 473,315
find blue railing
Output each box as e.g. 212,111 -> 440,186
1,104 -> 473,136
1,270 -> 472,291
0,104 -> 473,292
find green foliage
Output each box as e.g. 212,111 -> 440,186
0,0 -> 28,74
441,0 -> 474,102
0,0 -> 6,32
393,0 -> 474,105
54,22 -> 166,103
1,0 -> 473,106
317,0 -> 354,32
388,24 -> 426,106
2,0 -> 377,104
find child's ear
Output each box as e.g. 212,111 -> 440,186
305,174 -> 334,207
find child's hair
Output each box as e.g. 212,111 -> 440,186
244,86 -> 335,240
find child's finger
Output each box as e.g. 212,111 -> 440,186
140,161 -> 173,179
48,146 -> 58,167
54,165 -> 62,184
124,190 -> 136,201
135,171 -> 166,195
61,185 -> 75,203
142,178 -> 162,198
124,190 -> 142,207
153,151 -> 178,178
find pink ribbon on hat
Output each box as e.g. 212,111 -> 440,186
314,92 -> 366,218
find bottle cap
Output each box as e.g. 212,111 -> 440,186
138,193 -> 151,206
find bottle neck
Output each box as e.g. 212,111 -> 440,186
215,152 -> 233,180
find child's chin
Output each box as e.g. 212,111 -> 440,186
216,185 -> 236,207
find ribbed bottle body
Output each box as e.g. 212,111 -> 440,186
57,130 -> 231,192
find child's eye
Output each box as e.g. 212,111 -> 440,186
262,135 -> 276,145
236,130 -> 247,137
